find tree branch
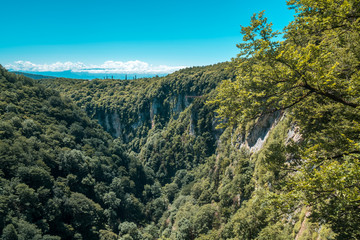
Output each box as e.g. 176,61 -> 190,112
302,83 -> 359,108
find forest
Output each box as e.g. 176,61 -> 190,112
1,0 -> 359,239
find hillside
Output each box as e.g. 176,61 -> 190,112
0,67 -> 154,239
39,62 -> 235,153
36,60 -> 338,240
1,61 -> 356,240
1,0 -> 360,239
11,71 -> 56,80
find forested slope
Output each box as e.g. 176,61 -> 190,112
0,68 -> 154,239
36,61 -> 338,239
0,63 -> 243,240
39,62 -> 235,153
211,0 -> 360,239
2,0 -> 360,239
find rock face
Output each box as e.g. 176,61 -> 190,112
94,111 -> 124,138
150,98 -> 160,128
286,123 -> 301,144
92,94 -> 282,156
239,111 -> 283,153
92,94 -> 197,140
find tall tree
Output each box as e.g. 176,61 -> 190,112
211,0 -> 360,238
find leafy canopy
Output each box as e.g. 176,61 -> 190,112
211,0 -> 360,238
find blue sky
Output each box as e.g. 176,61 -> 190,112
1,0 -> 294,74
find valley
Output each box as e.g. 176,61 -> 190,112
1,1 -> 360,239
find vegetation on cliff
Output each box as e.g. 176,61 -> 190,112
1,0 -> 360,239
39,62 -> 235,153
213,0 -> 360,238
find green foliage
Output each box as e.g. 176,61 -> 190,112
2,224 -> 18,240
211,0 -> 360,239
99,230 -> 118,240
136,98 -> 218,184
193,204 -> 218,236
118,222 -> 142,240
3,1 -> 358,237
39,62 -> 235,152
0,67 -> 149,239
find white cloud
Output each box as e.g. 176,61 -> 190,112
5,60 -> 187,74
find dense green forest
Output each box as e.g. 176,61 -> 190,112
1,0 -> 360,239
39,62 -> 235,154
0,67 -> 156,239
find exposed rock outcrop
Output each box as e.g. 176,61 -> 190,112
237,111 -> 283,153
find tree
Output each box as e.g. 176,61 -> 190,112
99,230 -> 118,240
64,192 -> 104,240
176,218 -> 194,240
2,224 -> 18,240
211,0 -> 360,238
193,204 -> 218,236
118,221 -> 141,240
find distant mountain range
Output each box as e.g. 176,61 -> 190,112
11,70 -> 168,80
11,71 -> 56,79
